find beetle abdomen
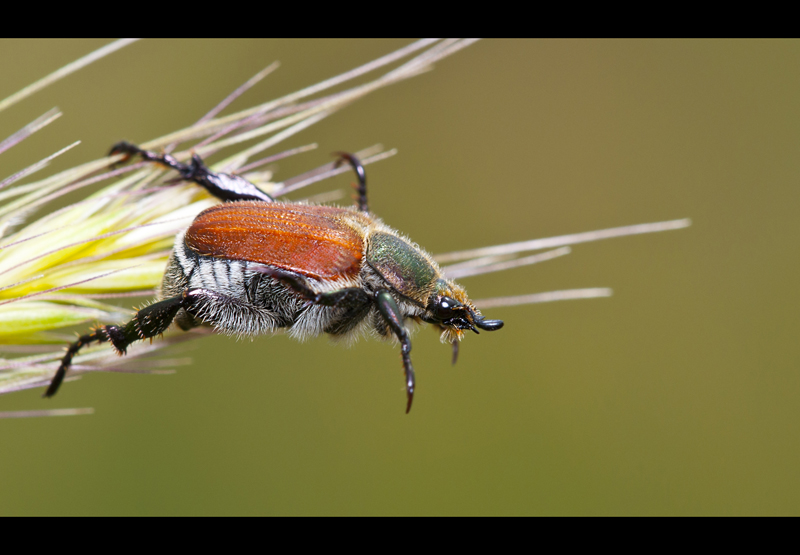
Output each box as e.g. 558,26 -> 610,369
184,202 -> 364,280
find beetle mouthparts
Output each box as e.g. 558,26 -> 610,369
475,318 -> 504,331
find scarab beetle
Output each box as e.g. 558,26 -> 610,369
44,142 -> 504,412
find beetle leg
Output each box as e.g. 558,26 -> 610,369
251,265 -> 371,335
333,152 -> 368,212
253,266 -> 415,412
109,141 -> 273,203
251,265 -> 371,308
43,328 -> 107,398
374,290 -> 415,414
44,292 -> 192,398
110,141 -> 186,173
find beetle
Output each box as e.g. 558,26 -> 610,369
44,142 -> 503,412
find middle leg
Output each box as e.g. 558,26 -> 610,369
334,152 -> 368,212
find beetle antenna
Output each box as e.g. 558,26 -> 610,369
474,316 -> 504,331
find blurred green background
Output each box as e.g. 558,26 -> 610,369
0,39 -> 798,515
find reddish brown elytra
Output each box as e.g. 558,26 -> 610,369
185,202 -> 364,280
44,143 -> 503,412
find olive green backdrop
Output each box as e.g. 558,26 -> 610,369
0,39 -> 797,515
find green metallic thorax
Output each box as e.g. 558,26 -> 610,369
366,232 -> 437,304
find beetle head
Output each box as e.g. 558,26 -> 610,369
426,279 -> 504,343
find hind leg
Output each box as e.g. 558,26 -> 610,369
45,287 -> 283,397
45,293 -> 191,397
110,141 -> 274,203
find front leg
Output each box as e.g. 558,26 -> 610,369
253,266 -> 415,412
374,290 -> 415,413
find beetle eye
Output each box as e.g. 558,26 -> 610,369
434,296 -> 460,319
